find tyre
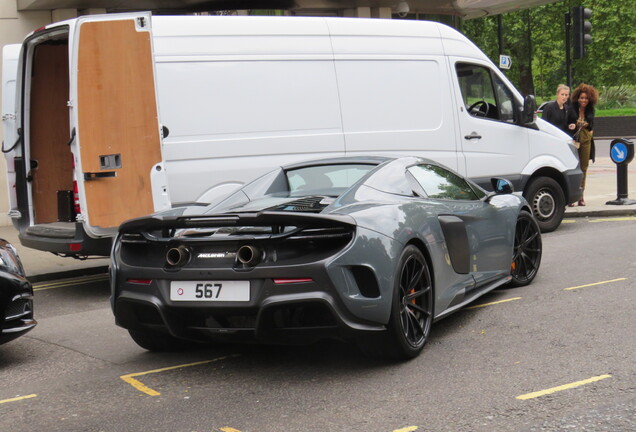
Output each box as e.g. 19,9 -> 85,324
523,177 -> 565,233
128,328 -> 194,352
358,245 -> 433,360
509,210 -> 542,287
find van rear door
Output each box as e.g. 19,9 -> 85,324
72,13 -> 164,237
2,44 -> 21,218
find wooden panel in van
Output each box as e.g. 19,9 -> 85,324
29,43 -> 72,224
77,19 -> 161,229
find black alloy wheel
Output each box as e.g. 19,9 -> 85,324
359,245 -> 433,360
397,248 -> 433,350
509,210 -> 542,287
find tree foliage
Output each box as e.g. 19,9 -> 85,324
461,0 -> 636,99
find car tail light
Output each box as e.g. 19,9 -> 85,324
127,279 -> 152,285
273,278 -> 314,285
69,243 -> 82,252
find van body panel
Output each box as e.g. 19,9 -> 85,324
328,20 -> 457,170
529,119 -> 580,169
152,16 -> 344,204
334,59 -> 458,171
74,14 -> 162,233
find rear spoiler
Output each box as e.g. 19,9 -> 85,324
118,211 -> 357,233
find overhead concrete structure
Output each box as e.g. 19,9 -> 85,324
17,0 -> 558,18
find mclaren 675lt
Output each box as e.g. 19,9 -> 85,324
111,156 -> 541,359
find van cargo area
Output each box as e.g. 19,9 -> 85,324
5,14 -> 164,257
12,32 -> 107,255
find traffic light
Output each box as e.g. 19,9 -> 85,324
572,6 -> 592,59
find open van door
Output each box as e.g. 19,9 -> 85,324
72,12 -> 164,237
2,44 -> 21,221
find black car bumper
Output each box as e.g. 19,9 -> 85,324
1,285 -> 36,344
114,275 -> 385,345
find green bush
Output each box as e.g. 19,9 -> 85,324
597,85 -> 636,109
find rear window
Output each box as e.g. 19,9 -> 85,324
286,164 -> 375,194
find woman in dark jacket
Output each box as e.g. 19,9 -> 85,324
542,84 -> 570,133
567,83 -> 598,207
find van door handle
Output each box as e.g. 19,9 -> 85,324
84,171 -> 117,180
464,132 -> 482,140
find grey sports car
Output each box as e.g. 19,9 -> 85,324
110,156 -> 541,359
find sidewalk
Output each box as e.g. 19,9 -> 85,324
2,149 -> 636,282
564,155 -> 636,217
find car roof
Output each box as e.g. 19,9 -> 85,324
281,155 -> 444,171
282,156 -> 393,171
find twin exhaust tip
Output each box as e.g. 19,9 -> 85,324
166,245 -> 191,267
236,245 -> 262,266
165,245 -> 262,267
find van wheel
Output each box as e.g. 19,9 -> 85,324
524,177 -> 564,233
128,328 -> 193,352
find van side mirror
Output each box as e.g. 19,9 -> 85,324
521,95 -> 537,125
491,178 -> 514,195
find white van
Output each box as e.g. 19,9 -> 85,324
2,13 -> 581,256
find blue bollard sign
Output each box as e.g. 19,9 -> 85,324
610,142 -> 629,164
606,138 -> 635,205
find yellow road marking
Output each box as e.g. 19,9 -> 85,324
561,219 -> 577,223
466,297 -> 521,309
33,274 -> 109,291
120,355 -> 239,396
564,278 -> 627,291
589,216 -> 636,223
221,425 -> 418,432
0,394 -> 37,404
516,374 -> 611,400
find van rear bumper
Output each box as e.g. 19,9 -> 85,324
18,222 -> 112,257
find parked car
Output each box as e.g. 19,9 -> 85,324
110,156 -> 542,359
0,239 -> 36,345
536,101 -> 551,115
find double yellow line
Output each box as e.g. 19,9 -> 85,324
33,273 -> 109,291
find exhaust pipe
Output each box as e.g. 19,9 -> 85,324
166,245 -> 191,267
237,245 -> 262,266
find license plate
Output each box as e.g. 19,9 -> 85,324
170,281 -> 250,302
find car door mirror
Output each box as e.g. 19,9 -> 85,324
491,178 -> 514,195
520,95 -> 537,126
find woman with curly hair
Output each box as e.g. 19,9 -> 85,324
567,83 -> 599,206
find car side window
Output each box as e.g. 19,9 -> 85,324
407,164 -> 481,201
